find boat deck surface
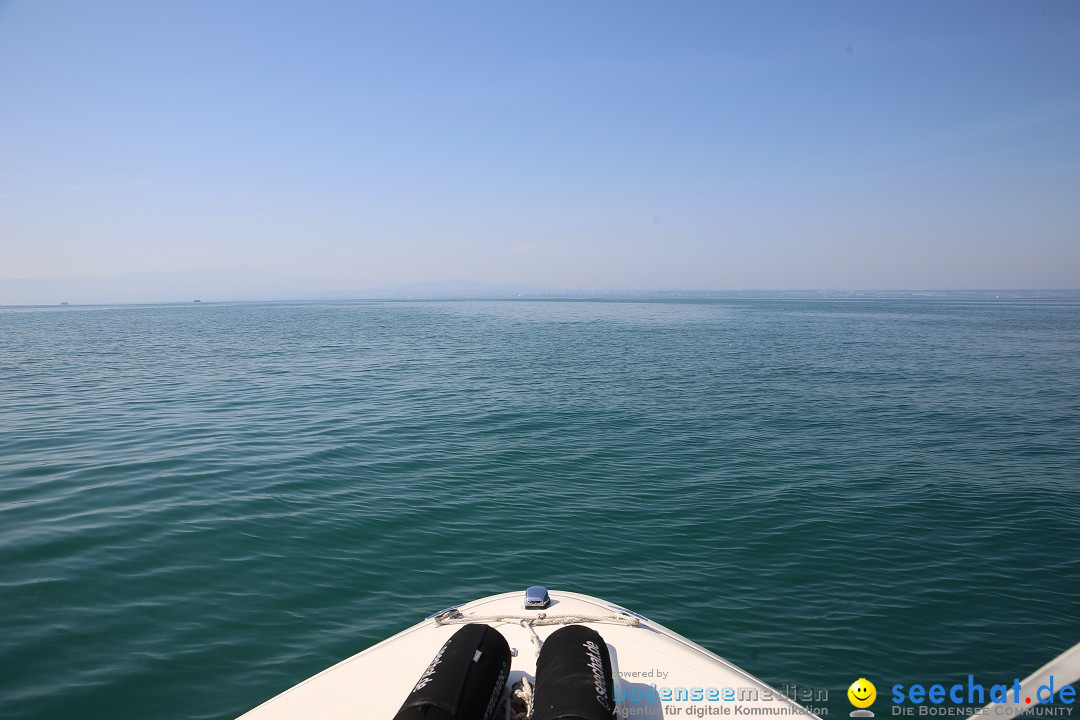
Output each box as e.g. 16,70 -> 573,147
238,590 -> 817,720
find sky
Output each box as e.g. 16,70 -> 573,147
1,0 -> 1079,301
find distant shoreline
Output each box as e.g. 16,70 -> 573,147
3,289 -> 1080,308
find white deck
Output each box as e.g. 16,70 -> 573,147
238,590 -> 817,719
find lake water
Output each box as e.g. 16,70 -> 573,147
1,299 -> 1077,719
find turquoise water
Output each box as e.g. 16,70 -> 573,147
1,299 -> 1078,719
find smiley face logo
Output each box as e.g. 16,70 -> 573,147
848,678 -> 876,709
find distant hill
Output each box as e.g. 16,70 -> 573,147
0,269 -> 334,305
1,270 -> 1077,306
0,271 -> 556,305
354,280 -> 556,299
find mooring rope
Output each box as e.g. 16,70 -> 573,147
507,676 -> 534,720
432,609 -> 641,629
432,609 -> 641,657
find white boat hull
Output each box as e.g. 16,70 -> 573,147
238,590 -> 817,719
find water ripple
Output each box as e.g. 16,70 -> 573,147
1,300 -> 1078,719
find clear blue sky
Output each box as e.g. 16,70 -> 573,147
2,0 -> 1079,295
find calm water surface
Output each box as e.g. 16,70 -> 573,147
1,299 -> 1078,719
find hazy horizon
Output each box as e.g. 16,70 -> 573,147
2,266 -> 1078,307
3,1 -> 1079,299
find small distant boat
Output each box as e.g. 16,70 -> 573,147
60,302 -> 70,306
193,299 -> 203,303
236,588 -> 816,720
